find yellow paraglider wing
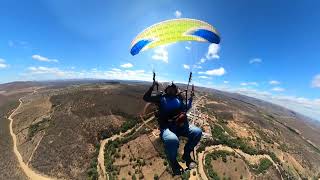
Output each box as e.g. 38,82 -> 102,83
130,18 -> 220,56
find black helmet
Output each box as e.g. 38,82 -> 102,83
165,81 -> 178,94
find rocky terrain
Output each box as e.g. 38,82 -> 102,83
0,80 -> 319,180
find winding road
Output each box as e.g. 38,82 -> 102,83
97,116 -> 155,180
8,94 -> 54,180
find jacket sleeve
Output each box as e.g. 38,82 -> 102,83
143,86 -> 161,103
186,97 -> 193,111
178,94 -> 193,112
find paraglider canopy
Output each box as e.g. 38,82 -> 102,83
130,18 -> 220,56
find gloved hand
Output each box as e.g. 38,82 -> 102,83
190,91 -> 195,98
152,81 -> 159,89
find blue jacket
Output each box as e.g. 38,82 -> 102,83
143,86 -> 192,128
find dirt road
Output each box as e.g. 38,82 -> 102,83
8,97 -> 54,180
97,116 -> 155,180
0,101 -> 27,179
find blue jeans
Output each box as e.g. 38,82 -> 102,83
160,121 -> 202,162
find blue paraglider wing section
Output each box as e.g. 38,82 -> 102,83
130,39 -> 153,56
189,29 -> 221,44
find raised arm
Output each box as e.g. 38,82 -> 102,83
178,92 -> 193,112
143,82 -> 161,103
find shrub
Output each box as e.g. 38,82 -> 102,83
131,174 -> 136,180
163,161 -> 168,166
154,174 -> 159,180
138,173 -> 144,179
256,158 -> 272,174
181,170 -> 190,180
193,171 -> 196,176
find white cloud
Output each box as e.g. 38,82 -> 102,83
27,66 -> 67,77
224,81 -> 229,84
198,67 -> 226,76
272,87 -> 285,92
8,40 -> 29,48
221,87 -> 320,121
185,46 -> 191,50
249,58 -> 262,64
32,54 -> 59,63
152,46 -> 168,63
199,58 -> 206,64
206,44 -> 220,60
193,65 -> 202,69
183,64 -> 190,70
111,68 -> 121,72
24,66 -> 154,82
199,76 -> 209,79
120,63 -> 133,68
174,10 -> 182,18
269,80 -> 280,85
0,58 -> 9,69
240,82 -> 259,86
198,44 -> 220,64
311,74 -> 320,88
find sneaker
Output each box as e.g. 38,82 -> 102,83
171,160 -> 184,175
182,153 -> 197,169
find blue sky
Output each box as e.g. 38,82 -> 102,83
0,0 -> 319,120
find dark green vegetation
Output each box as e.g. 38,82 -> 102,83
3,81 -> 320,180
181,170 -> 190,180
251,158 -> 273,174
199,119 -> 283,178
204,150 -> 240,179
211,124 -> 258,155
99,114 -> 140,140
29,84 -> 147,179
0,97 -> 27,180
104,127 -> 151,180
105,139 -> 120,179
27,118 -> 51,139
206,150 -> 234,164
87,144 -> 100,180
204,150 -> 233,180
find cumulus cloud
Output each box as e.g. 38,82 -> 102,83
240,82 -> 259,86
198,67 -> 226,76
174,10 -> 182,18
27,66 -> 67,77
224,87 -> 320,121
199,76 -> 209,79
199,58 -> 206,64
269,80 -> 280,85
0,58 -> 9,69
152,46 -> 168,63
32,54 -> 59,63
185,46 -> 191,50
120,63 -> 133,68
183,64 -> 190,69
193,65 -> 202,69
224,81 -> 229,84
197,44 -> 220,64
8,40 -> 29,48
206,44 -> 220,60
24,66 -> 153,82
272,87 -> 285,92
249,58 -> 262,64
311,74 -> 320,88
